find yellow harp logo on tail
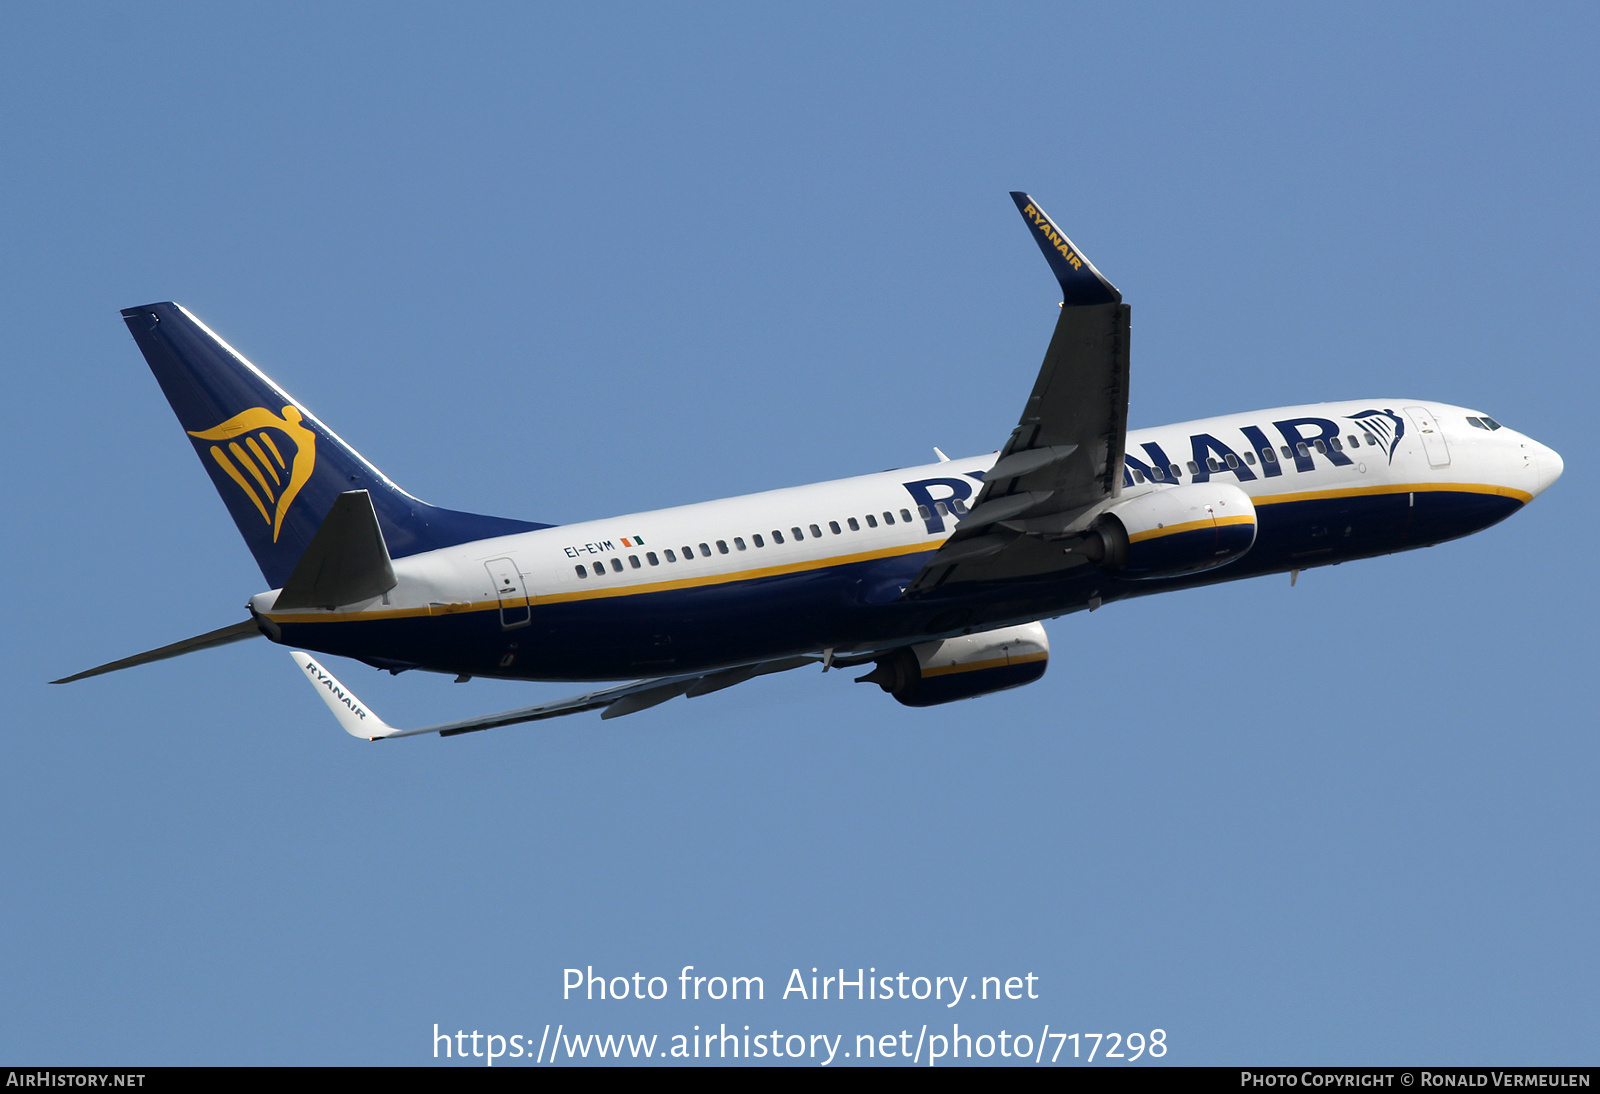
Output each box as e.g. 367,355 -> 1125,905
188,406 -> 317,542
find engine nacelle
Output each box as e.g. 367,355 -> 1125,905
857,622 -> 1049,707
1085,482 -> 1257,579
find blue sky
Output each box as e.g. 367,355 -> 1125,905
3,3 -> 1595,1065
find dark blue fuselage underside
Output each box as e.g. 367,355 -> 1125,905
275,488 -> 1520,681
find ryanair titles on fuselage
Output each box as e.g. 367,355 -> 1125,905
899,410 -> 1405,535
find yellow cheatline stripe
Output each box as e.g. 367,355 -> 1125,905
208,446 -> 269,523
1252,481 -> 1532,506
1127,513 -> 1254,544
267,537 -> 948,624
921,650 -> 1048,678
259,432 -> 287,468
229,441 -> 276,502
247,436 -> 282,485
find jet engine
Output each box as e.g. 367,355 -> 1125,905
857,622 -> 1049,707
1071,482 -> 1257,579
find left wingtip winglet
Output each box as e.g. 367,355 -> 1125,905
1009,192 -> 1121,306
290,651 -> 398,740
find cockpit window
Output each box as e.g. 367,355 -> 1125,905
1467,416 -> 1487,429
1481,416 -> 1502,430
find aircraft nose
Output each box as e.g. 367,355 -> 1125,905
1529,439 -> 1563,498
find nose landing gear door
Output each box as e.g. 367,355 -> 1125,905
1405,406 -> 1451,468
484,557 -> 531,629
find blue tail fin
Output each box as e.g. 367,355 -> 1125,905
122,303 -> 550,588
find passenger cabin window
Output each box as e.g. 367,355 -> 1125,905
682,545 -> 694,559
629,555 -> 641,569
647,552 -> 659,565
865,514 -> 878,528
1133,468 -> 1146,483
1151,466 -> 1165,480
934,502 -> 948,516
809,524 -> 822,538
1243,451 -> 1256,465
753,534 -> 764,547
1347,435 -> 1360,447
665,548 -> 677,562
575,564 -> 588,578
900,509 -> 913,523
792,526 -> 804,541
1314,440 -> 1327,454
1296,442 -> 1310,458
847,517 -> 860,531
1362,433 -> 1377,446
1263,448 -> 1277,464
772,530 -> 785,543
698,543 -> 711,557
734,537 -> 746,550
882,511 -> 895,525
611,558 -> 623,573
829,521 -> 841,534
1329,437 -> 1343,452
1169,465 -> 1180,479
1281,445 -> 1293,459
716,540 -> 729,554
1187,460 -> 1200,474
951,499 -> 967,514
916,505 -> 931,520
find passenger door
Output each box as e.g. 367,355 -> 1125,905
1405,406 -> 1451,468
484,557 -> 531,629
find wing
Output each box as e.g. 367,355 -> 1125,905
904,192 -> 1130,594
291,651 -> 822,740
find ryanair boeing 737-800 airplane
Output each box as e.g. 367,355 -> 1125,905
55,193 -> 1563,739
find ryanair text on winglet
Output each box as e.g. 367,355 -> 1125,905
1021,203 -> 1084,270
307,659 -> 369,721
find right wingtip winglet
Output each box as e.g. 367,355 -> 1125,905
290,651 -> 397,740
1009,191 -> 1121,306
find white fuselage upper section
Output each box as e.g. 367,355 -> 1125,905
251,400 -> 1560,624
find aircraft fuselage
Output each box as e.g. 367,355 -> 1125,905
255,399 -> 1561,681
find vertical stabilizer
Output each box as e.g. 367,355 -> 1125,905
122,303 -> 549,587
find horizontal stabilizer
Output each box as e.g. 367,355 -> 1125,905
290,650 -> 823,740
52,619 -> 262,683
1010,192 -> 1120,306
273,490 -> 397,610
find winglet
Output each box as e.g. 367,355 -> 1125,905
1009,192 -> 1121,305
291,651 -> 397,740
